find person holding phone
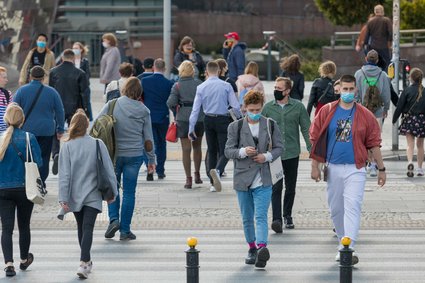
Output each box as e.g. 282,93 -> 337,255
222,32 -> 247,81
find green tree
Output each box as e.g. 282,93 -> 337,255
400,0 -> 425,29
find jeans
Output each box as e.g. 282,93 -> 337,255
73,206 -> 99,262
35,136 -> 53,187
108,155 -> 143,233
0,188 -> 34,263
204,116 -> 230,183
152,122 -> 168,176
236,186 -> 272,246
272,157 -> 299,221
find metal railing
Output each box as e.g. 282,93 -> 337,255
330,29 -> 425,48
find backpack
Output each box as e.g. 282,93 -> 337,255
361,70 -> 383,113
105,81 -> 120,102
90,99 -> 117,161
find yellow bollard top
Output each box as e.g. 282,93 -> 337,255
341,236 -> 351,247
187,237 -> 198,248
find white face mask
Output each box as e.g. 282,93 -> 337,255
73,49 -> 81,56
102,42 -> 110,48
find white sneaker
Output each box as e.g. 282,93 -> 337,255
209,169 -> 222,192
366,163 -> 372,173
416,168 -> 424,177
77,262 -> 90,279
86,261 -> 92,273
209,186 -> 217,192
335,252 -> 359,265
369,165 -> 377,177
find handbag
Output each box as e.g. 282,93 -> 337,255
267,118 -> 284,185
166,105 -> 179,143
96,140 -> 115,201
24,132 -> 47,205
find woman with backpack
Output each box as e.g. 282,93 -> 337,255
392,68 -> 425,177
58,109 -> 117,279
307,61 -> 337,117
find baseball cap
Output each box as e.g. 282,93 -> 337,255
143,58 -> 154,69
224,32 -> 240,41
30,66 -> 45,79
366,50 -> 379,63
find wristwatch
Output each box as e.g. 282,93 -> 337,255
378,167 -> 386,172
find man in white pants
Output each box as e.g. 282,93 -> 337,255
309,74 -> 386,265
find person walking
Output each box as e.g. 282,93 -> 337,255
0,66 -> 13,134
223,32 -> 247,81
104,62 -> 134,101
72,42 -> 93,120
262,77 -> 311,232
13,66 -> 65,188
99,33 -> 121,90
0,103 -> 42,277
215,58 -> 238,93
280,54 -> 305,101
307,61 -> 337,117
236,61 -> 265,105
310,74 -> 386,265
393,68 -> 425,177
58,109 -> 117,279
18,33 -> 55,86
97,77 -> 156,241
173,36 -> 206,80
142,58 -> 173,179
167,60 -> 204,189
189,61 -> 240,192
225,90 -> 283,268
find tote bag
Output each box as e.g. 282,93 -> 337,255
267,119 -> 284,185
25,133 -> 47,205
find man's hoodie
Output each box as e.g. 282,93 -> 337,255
223,42 -> 247,81
354,64 -> 391,118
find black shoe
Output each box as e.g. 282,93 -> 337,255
104,220 -> 120,238
284,216 -> 295,229
20,253 -> 34,270
245,248 -> 257,265
52,154 -> 59,175
271,220 -> 283,233
158,174 -> 166,179
255,247 -> 270,268
4,266 -> 15,277
146,173 -> 154,181
120,231 -> 136,241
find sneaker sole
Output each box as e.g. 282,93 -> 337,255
77,272 -> 88,279
104,223 -> 120,239
407,164 -> 414,178
285,224 -> 295,229
19,253 -> 34,270
255,248 -> 270,268
209,169 -> 222,192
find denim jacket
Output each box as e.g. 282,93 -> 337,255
0,128 -> 42,189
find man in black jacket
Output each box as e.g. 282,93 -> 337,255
49,49 -> 89,175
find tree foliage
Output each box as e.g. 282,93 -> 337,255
400,0 -> 425,29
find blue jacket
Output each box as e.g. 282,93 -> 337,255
14,80 -> 65,136
141,73 -> 173,124
223,42 -> 247,81
0,129 -> 42,189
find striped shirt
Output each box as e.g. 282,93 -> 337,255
0,88 -> 13,133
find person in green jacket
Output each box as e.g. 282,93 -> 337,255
262,77 -> 312,232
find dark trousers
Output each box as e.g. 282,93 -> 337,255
272,157 -> 299,221
0,188 -> 34,263
204,115 -> 230,183
51,116 -> 71,158
152,122 -> 169,175
73,206 -> 99,262
36,136 -> 54,186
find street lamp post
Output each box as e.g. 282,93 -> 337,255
163,0 -> 171,78
391,0 -> 400,151
263,31 -> 276,81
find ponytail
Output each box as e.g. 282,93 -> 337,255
0,126 -> 14,161
0,103 -> 25,161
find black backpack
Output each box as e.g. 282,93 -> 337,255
106,81 -> 121,102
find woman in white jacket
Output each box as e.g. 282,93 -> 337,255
58,109 -> 117,279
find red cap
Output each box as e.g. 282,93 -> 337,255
224,32 -> 240,41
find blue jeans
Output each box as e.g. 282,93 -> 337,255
152,122 -> 168,175
236,186 -> 272,245
108,155 -> 143,233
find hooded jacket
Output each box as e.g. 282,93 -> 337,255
223,42 -> 247,81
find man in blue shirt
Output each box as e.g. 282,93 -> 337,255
189,61 -> 240,192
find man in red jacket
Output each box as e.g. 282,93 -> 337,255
309,74 -> 386,265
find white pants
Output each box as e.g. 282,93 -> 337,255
326,163 -> 366,248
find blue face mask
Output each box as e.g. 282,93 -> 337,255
73,49 -> 81,55
341,92 -> 355,103
36,41 -> 46,48
247,111 -> 261,121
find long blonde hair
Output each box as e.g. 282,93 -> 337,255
410,68 -> 424,101
65,109 -> 89,141
0,103 -> 25,161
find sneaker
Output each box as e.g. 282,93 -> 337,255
158,174 -> 166,180
255,247 -> 270,268
335,252 -> 359,265
209,186 -> 217,192
4,266 -> 15,277
146,173 -> 154,181
366,162 -> 372,173
19,253 -> 34,270
284,216 -> 295,229
245,248 -> 257,265
209,169 -> 222,192
104,219 -> 120,239
417,168 -> 424,177
77,262 -> 90,279
86,261 -> 93,273
407,163 -> 414,178
120,231 -> 136,241
369,165 -> 377,177
52,154 -> 59,175
271,220 -> 283,233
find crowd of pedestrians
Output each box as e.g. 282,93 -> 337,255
0,5 -> 424,276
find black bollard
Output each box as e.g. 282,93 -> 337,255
186,237 -> 200,283
339,237 -> 353,283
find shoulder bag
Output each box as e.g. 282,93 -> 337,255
96,140 -> 115,201
25,132 -> 47,205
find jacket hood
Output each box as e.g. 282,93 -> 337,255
361,64 -> 382,77
235,42 -> 247,50
117,96 -> 148,120
237,74 -> 260,87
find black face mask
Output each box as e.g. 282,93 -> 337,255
274,90 -> 285,101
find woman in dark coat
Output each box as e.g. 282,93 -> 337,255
280,54 -> 304,101
173,36 -> 206,81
